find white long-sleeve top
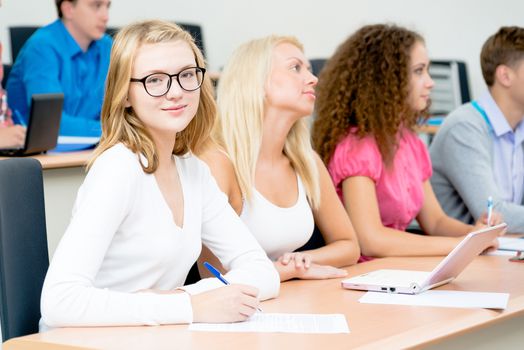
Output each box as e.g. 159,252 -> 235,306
41,144 -> 279,328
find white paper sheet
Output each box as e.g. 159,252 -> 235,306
498,237 -> 524,251
359,290 -> 509,310
486,249 -> 515,256
57,136 -> 100,144
188,313 -> 350,333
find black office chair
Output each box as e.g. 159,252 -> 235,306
184,262 -> 202,285
429,60 -> 471,116
9,26 -> 39,62
307,58 -> 328,123
309,58 -> 327,78
105,26 -> 119,37
9,23 -> 205,59
178,23 -> 206,58
296,226 -> 326,252
1,64 -> 11,88
0,158 -> 49,342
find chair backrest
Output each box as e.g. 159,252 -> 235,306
0,158 -> 49,341
2,64 -> 11,89
306,58 -> 328,125
105,26 -> 119,37
178,23 -> 206,58
309,58 -> 327,78
9,26 -> 40,62
296,226 -> 326,252
9,24 -> 205,60
429,60 -> 471,116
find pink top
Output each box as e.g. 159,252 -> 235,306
0,42 -> 12,127
0,42 -> 3,82
329,128 -> 432,231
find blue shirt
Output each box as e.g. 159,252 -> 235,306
478,92 -> 524,204
6,20 -> 112,137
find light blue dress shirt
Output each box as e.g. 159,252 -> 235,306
6,20 -> 112,137
478,92 -> 524,204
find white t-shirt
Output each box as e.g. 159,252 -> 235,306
41,144 -> 279,328
240,174 -> 314,261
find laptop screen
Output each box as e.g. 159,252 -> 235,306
0,93 -> 63,156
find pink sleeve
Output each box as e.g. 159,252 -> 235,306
328,134 -> 383,188
0,42 -> 3,82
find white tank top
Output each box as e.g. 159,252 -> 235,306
240,174 -> 314,261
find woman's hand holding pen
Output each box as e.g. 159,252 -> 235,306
0,89 -> 26,149
191,284 -> 260,323
471,209 -> 504,253
0,124 -> 26,149
473,196 -> 503,229
473,211 -> 503,230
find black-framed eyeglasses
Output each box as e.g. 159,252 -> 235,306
130,67 -> 206,97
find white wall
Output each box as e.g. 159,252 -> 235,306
1,0 -> 523,99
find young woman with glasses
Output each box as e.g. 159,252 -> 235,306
197,35 -> 360,282
40,20 -> 279,329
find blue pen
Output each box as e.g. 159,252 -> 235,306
487,196 -> 493,227
203,261 -> 230,285
12,110 -> 27,127
203,261 -> 262,312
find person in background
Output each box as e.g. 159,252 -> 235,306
0,40 -> 25,149
6,0 -> 112,137
40,20 -> 279,329
197,35 -> 360,281
430,26 -> 524,234
312,24 -> 499,259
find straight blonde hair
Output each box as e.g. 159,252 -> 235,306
214,35 -> 320,208
89,20 -> 216,173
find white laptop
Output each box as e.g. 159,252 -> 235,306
342,223 -> 507,294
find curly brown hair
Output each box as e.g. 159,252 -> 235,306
313,24 -> 428,166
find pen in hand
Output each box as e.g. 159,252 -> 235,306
203,261 -> 263,312
12,110 -> 27,127
0,93 -> 7,125
203,261 -> 230,285
487,196 -> 493,227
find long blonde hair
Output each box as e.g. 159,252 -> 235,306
89,20 -> 216,173
214,35 -> 320,208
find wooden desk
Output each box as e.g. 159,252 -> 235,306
0,150 -> 91,170
18,150 -> 92,169
3,256 -> 523,349
0,151 -> 92,256
416,124 -> 439,135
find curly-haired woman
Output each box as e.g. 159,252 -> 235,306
313,24 -> 499,258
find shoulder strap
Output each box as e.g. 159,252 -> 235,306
471,100 -> 493,133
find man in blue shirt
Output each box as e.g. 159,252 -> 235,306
430,26 -> 524,233
7,0 -> 112,137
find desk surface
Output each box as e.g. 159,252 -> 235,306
4,256 -> 524,350
0,150 -> 92,169
416,124 -> 439,135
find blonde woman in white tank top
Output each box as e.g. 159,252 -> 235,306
240,173 -> 314,261
198,35 -> 360,281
